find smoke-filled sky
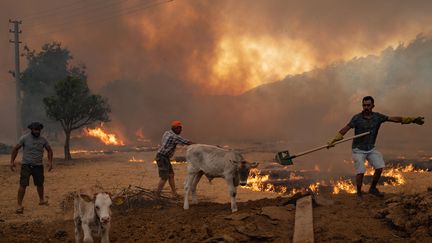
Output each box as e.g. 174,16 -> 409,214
1,0 -> 431,154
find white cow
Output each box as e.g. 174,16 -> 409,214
183,144 -> 258,212
74,188 -> 124,243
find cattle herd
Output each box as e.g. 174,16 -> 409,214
73,144 -> 258,242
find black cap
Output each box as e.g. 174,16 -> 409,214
27,122 -> 44,130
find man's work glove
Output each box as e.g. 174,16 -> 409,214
327,132 -> 344,148
401,117 -> 424,125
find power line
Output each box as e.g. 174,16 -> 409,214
24,0 -> 126,28
25,0 -> 173,38
21,0 -> 110,21
24,0 -> 164,35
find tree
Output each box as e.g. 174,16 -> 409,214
20,42 -> 86,140
44,76 -> 110,160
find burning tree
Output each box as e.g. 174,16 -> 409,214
43,76 -> 111,160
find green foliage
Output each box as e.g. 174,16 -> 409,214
20,42 -> 86,133
44,76 -> 110,132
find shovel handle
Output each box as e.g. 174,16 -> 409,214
289,131 -> 371,159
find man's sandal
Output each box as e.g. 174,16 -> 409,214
15,207 -> 24,214
39,201 -> 49,206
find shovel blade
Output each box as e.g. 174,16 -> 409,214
275,150 -> 293,165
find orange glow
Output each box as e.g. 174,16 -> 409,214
70,149 -> 105,154
244,168 -> 314,196
129,156 -> 145,163
332,179 -> 357,194
245,168 -> 283,193
332,164 -> 427,194
135,128 -> 145,139
244,164 -> 426,196
83,127 -> 125,146
205,35 -> 314,95
289,172 -> 304,181
308,181 -> 321,194
152,160 -> 184,165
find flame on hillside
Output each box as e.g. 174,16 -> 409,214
83,127 -> 125,146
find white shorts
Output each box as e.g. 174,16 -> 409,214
352,148 -> 385,174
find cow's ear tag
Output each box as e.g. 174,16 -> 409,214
112,196 -> 126,205
80,194 -> 93,202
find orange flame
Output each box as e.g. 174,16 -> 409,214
244,164 -> 426,196
332,179 -> 357,194
70,149 -> 105,154
289,172 -> 304,181
244,168 -> 317,196
152,160 -> 184,165
84,127 -> 125,146
135,128 -> 145,139
129,156 -> 145,163
332,164 -> 427,194
309,181 -> 321,194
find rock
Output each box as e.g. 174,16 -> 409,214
270,220 -> 279,225
261,206 -> 292,221
224,213 -> 251,221
385,196 -> 402,204
373,209 -> 387,219
205,234 -> 235,243
385,208 -> 408,229
386,202 -> 400,209
235,223 -> 274,240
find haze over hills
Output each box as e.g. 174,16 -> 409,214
101,34 -> 432,152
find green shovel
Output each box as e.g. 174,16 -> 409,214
275,131 -> 370,165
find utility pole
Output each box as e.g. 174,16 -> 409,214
9,19 -> 22,140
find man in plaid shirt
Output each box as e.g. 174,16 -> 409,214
155,120 -> 193,197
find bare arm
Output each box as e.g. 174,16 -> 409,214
45,145 -> 53,171
387,116 -> 403,123
388,116 -> 424,125
10,144 -> 22,171
338,125 -> 351,136
327,125 -> 351,148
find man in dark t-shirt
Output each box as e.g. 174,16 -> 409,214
10,122 -> 53,214
327,96 -> 424,198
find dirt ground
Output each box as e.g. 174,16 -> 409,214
0,147 -> 431,242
